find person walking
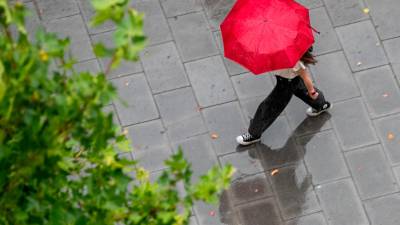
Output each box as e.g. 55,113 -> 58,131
236,47 -> 331,146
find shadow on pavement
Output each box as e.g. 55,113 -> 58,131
219,113 -> 331,225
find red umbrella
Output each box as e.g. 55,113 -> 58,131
220,0 -> 315,75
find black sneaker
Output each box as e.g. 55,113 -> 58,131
306,102 -> 332,117
236,132 -> 260,146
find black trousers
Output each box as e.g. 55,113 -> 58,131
248,75 -> 329,138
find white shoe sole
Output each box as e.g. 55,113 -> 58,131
306,103 -> 332,117
236,136 -> 261,146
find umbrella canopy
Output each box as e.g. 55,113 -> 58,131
220,0 -> 314,75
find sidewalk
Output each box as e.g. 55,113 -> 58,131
28,0 -> 400,224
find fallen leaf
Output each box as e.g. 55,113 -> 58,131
123,129 -> 129,135
387,132 -> 395,141
271,169 -> 279,176
211,133 -> 219,139
363,8 -> 370,14
209,211 -> 216,217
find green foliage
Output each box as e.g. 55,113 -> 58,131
0,1 -> 233,224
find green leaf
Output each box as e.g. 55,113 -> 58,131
0,62 -> 5,102
0,0 -> 12,24
91,0 -> 127,11
93,43 -> 113,57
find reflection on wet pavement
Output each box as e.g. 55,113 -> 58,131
219,114 -> 331,225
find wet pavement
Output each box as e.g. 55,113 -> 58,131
26,0 -> 400,224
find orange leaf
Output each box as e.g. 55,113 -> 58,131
271,169 -> 279,176
211,133 -> 219,139
209,211 -> 216,217
387,132 -> 395,141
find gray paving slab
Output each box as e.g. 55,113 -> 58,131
345,145 -> 398,200
285,97 -> 332,136
24,2 -> 42,40
127,120 -> 171,172
219,147 -> 264,180
310,51 -> 360,103
330,98 -> 379,150
164,115 -> 207,144
240,96 -> 266,124
202,0 -> 235,31
286,213 -> 328,225
73,59 -> 102,74
185,56 -> 236,107
160,0 -> 203,17
91,31 -> 143,78
316,179 -> 369,225
256,141 -> 304,172
322,0 -> 368,26
364,0 -> 400,40
383,37 -> 400,82
126,119 -> 168,151
111,74 -> 159,126
36,0 -> 79,21
194,197 -> 239,225
259,116 -> 295,150
168,12 -> 219,62
354,65 -> 400,118
189,216 -> 198,225
77,0 -> 115,34
213,31 -> 247,76
131,0 -> 172,46
173,135 -> 219,182
140,42 -> 189,93
44,15 -> 95,62
373,114 -> 400,165
103,105 -> 120,126
364,194 -> 400,225
394,166 -> 400,186
202,102 -> 247,155
299,131 -> 349,185
154,87 -> 207,143
296,0 -> 323,9
227,173 -> 273,205
231,72 -> 273,100
269,163 -> 320,219
336,20 -> 388,72
154,87 -> 200,126
236,198 -> 283,225
309,7 -> 341,55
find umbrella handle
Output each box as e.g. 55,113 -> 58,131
310,26 -> 320,34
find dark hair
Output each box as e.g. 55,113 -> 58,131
301,47 -> 317,66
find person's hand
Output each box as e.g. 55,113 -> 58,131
309,90 -> 319,100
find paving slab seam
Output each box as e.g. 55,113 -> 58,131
328,122 -> 375,224
30,0 -> 42,20
42,12 -> 81,22
331,17 -> 372,29
164,10 -> 205,19
182,53 -> 222,64
88,28 -> 117,37
107,71 -> 146,81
